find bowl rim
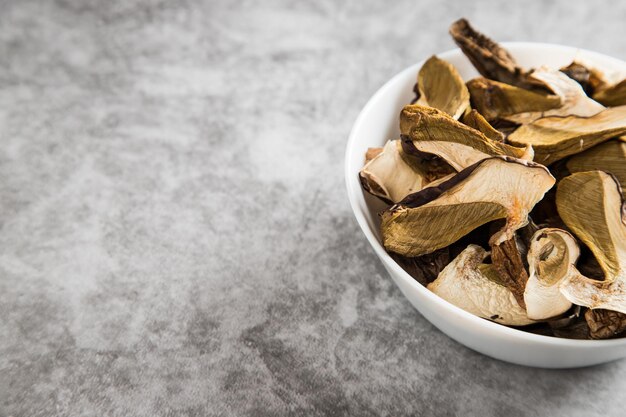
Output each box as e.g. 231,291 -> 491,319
345,41 -> 626,347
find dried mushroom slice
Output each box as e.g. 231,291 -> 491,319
427,245 -> 534,326
359,140 -> 426,204
490,237 -> 529,310
506,69 -> 605,124
381,157 -> 555,257
566,140 -> 626,191
560,61 -> 596,95
461,109 -> 505,142
556,171 -> 626,314
449,18 -> 548,92
508,105 -> 626,165
523,228 -> 579,320
364,147 -> 383,163
585,309 -> 626,339
415,56 -> 470,120
400,105 -> 531,170
594,79 -> 626,107
466,77 -> 561,122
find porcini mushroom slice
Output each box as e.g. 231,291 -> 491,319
560,61 -> 596,95
566,140 -> 626,191
415,55 -> 470,120
585,309 -> 626,339
490,237 -> 529,310
461,109 -> 505,142
508,105 -> 626,165
427,245 -> 534,326
506,69 -> 605,124
594,79 -> 626,107
556,171 -> 626,314
523,228 -> 579,320
400,105 -> 530,169
466,77 -> 561,122
359,140 -> 426,204
449,18 -> 548,92
364,147 -> 383,163
381,157 -> 555,257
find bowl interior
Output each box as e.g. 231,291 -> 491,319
345,42 -> 626,347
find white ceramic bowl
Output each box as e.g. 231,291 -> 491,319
345,43 -> 626,368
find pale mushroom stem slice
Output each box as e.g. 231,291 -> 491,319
448,18 -> 548,93
466,77 -> 561,122
508,105 -> 626,165
461,109 -> 505,142
359,140 -> 426,204
556,171 -> 626,314
427,244 -> 534,326
381,156 -> 555,257
566,140 -> 626,191
523,228 -> 579,320
415,55 -> 470,120
400,104 -> 532,170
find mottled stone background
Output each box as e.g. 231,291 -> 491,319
1,0 -> 625,416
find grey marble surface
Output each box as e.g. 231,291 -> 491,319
1,0 -> 626,416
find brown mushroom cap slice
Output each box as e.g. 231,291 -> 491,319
449,18 -> 548,92
461,109 -> 504,142
566,140 -> 626,191
466,77 -> 561,122
427,245 -> 534,326
556,171 -> 626,314
400,104 -> 531,170
523,228 -> 579,320
508,105 -> 626,165
585,309 -> 626,339
359,140 -> 427,203
381,157 -> 555,257
506,69 -> 605,124
415,56 -> 470,120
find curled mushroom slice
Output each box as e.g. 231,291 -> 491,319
506,68 -> 605,124
359,140 -> 426,204
461,109 -> 504,142
381,157 -> 555,257
508,105 -> 626,165
427,245 -> 534,326
556,171 -> 626,314
449,18 -> 548,92
566,140 -> 626,191
523,228 -> 579,320
415,56 -> 470,120
466,77 -> 561,122
400,105 -> 531,170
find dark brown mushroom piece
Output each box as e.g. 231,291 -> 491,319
449,18 -> 549,92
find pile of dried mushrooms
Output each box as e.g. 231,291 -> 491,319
360,18 -> 626,339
